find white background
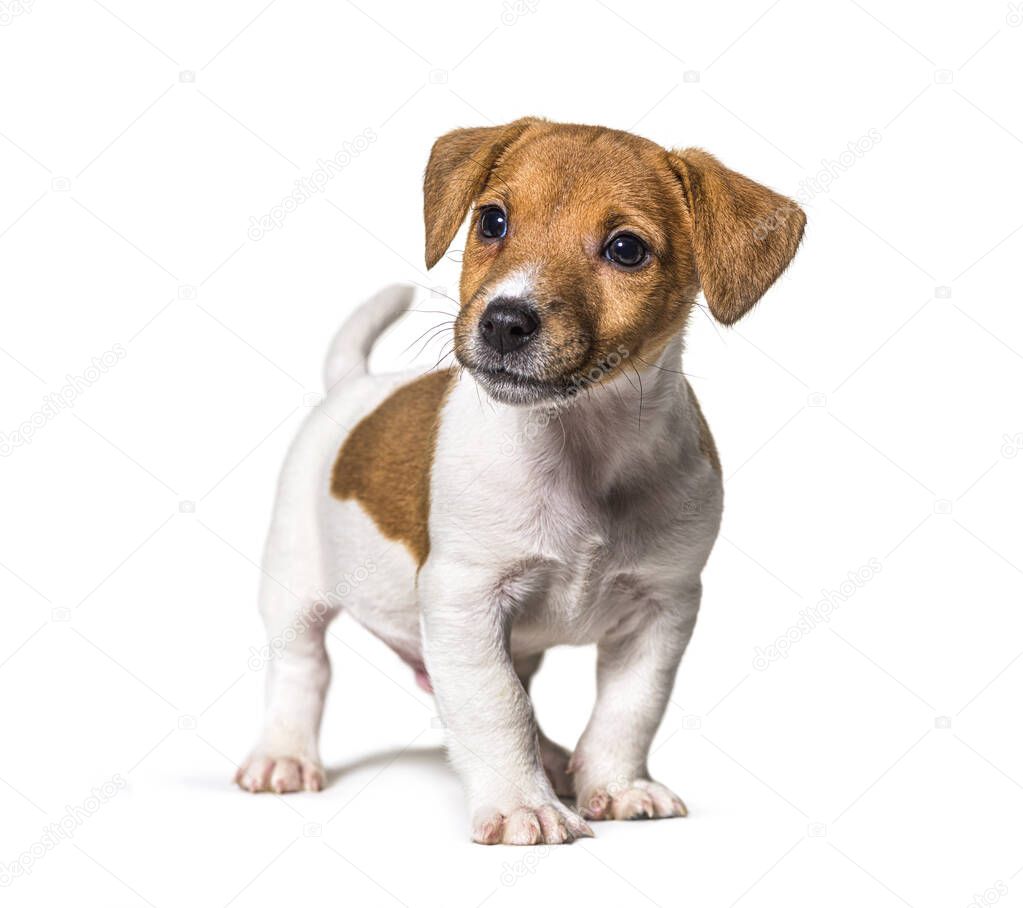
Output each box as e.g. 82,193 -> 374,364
2,1 -> 1022,905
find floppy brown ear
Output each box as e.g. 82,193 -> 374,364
423,118 -> 537,269
668,149 -> 805,324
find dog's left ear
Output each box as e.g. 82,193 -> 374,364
423,118 -> 537,269
668,149 -> 805,324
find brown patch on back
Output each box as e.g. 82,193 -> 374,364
331,370 -> 454,564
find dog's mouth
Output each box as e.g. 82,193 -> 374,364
469,364 -> 565,406
463,352 -> 628,407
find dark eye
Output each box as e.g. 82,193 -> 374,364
604,233 -> 647,268
478,206 -> 508,239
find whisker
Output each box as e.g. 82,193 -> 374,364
465,156 -> 515,199
634,355 -> 705,381
428,344 -> 455,373
620,363 -> 639,395
553,409 -> 568,457
691,300 -> 726,343
609,372 -> 630,412
400,319 -> 455,357
411,324 -> 456,362
632,362 -> 644,432
410,308 -> 459,317
403,278 -> 462,311
473,372 -> 485,411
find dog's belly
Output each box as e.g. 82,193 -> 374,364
508,558 -> 655,653
324,461 -> 705,686
330,506 -> 650,682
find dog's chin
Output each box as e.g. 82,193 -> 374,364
468,365 -> 566,407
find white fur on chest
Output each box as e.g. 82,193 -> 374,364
424,358 -> 721,651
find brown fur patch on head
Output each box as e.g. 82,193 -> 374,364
422,119 -> 804,400
465,124 -> 700,374
331,370 -> 454,565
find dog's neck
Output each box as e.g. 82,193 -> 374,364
463,334 -> 691,495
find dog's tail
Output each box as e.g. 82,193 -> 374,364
323,284 -> 415,389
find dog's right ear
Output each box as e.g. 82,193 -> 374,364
423,118 -> 536,269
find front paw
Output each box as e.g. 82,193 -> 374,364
472,803 -> 593,845
235,753 -> 325,793
578,779 -> 687,821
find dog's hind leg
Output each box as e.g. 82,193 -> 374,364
237,443 -> 336,794
236,591 -> 335,793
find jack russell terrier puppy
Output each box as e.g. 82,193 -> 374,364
236,117 -> 805,845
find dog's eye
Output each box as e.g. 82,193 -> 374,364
478,206 -> 508,239
604,234 -> 647,268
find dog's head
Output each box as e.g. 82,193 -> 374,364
424,117 -> 805,405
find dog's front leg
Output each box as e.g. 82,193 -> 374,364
419,561 -> 593,845
571,583 -> 701,821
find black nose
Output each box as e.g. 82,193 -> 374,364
479,299 -> 540,355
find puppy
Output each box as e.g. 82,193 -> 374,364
236,118 -> 805,845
